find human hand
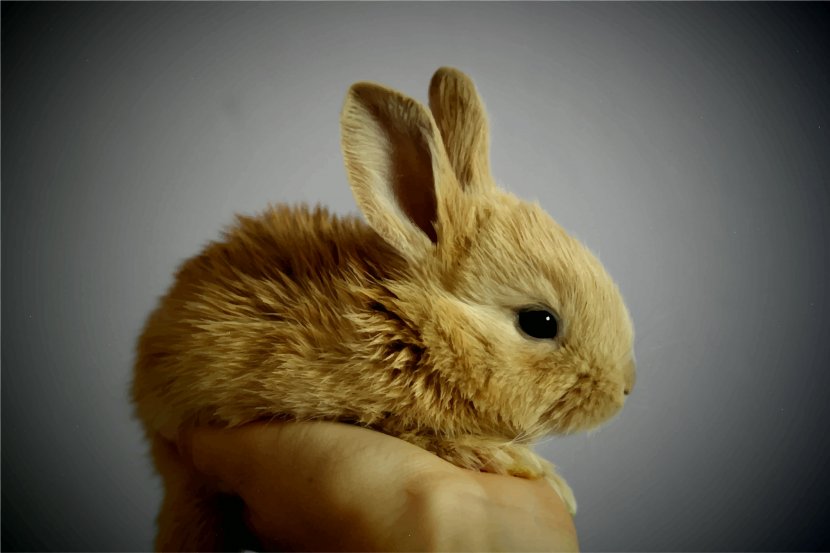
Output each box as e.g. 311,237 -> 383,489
178,421 -> 579,552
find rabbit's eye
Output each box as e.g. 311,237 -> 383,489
517,308 -> 559,340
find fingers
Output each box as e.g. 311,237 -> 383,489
175,422 -> 346,549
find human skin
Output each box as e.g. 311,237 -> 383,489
177,421 -> 580,552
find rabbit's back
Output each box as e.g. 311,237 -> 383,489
132,204 -> 412,438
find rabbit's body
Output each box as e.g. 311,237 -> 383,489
135,205 -> 411,436
133,67 -> 635,551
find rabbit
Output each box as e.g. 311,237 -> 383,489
132,66 -> 636,551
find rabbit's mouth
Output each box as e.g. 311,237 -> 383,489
540,375 -> 626,435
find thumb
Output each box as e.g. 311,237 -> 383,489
176,424 -> 258,494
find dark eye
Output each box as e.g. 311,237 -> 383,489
517,308 -> 559,340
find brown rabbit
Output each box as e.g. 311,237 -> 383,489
132,67 -> 636,551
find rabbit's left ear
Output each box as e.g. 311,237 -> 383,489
428,67 -> 494,194
340,82 -> 460,262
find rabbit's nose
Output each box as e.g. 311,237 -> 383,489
623,358 -> 636,396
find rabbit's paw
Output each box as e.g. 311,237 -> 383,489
419,437 -> 578,515
541,465 -> 577,515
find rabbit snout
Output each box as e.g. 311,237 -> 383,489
622,358 -> 636,396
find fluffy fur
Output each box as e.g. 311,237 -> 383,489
132,67 -> 635,551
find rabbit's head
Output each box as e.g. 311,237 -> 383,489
340,68 -> 634,441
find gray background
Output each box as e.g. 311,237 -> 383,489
3,2 -> 829,551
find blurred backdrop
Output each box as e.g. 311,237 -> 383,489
3,2 -> 829,550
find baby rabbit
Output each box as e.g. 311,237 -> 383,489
132,67 -> 635,551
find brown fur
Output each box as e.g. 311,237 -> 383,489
132,67 -> 635,551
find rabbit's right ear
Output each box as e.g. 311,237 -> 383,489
340,82 -> 457,262
428,67 -> 493,194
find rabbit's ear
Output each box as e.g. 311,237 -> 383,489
340,82 -> 457,261
428,67 -> 494,194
